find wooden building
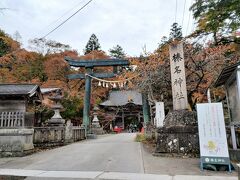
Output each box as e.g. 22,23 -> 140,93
100,90 -> 143,130
0,84 -> 42,128
214,62 -> 240,152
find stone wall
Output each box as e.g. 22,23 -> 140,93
33,126 -> 65,147
33,122 -> 86,148
0,128 -> 34,157
0,121 -> 86,157
155,110 -> 199,156
229,149 -> 240,161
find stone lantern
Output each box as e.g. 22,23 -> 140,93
48,90 -> 65,126
91,105 -> 104,135
92,105 -> 100,128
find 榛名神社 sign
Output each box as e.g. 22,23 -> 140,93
169,42 -> 188,110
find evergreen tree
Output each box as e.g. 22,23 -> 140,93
84,34 -> 101,54
109,45 -> 125,58
169,22 -> 183,41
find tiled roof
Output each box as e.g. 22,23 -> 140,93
0,84 -> 39,97
100,90 -> 142,106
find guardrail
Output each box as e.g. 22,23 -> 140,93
72,126 -> 85,142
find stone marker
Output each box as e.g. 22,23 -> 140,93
155,42 -> 199,156
169,42 -> 188,110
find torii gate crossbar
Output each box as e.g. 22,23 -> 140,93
65,56 -> 129,132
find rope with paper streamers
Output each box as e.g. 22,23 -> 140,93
86,73 -> 138,88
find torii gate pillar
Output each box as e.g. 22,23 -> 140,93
65,57 -> 129,132
83,67 -> 92,129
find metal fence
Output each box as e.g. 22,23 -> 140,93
0,111 -> 34,128
72,126 -> 85,142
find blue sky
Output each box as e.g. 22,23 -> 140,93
0,0 -> 195,56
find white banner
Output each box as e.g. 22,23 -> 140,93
197,103 -> 229,165
169,42 -> 188,110
155,102 -> 165,127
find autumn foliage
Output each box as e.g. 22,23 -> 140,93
0,24 -> 240,124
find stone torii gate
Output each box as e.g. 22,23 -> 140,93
65,56 -> 129,132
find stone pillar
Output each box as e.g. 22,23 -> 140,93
65,120 -> 73,144
169,42 -> 188,110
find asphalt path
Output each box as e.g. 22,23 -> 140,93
0,133 -> 237,179
0,133 -> 144,173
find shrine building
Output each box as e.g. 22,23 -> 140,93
100,90 -> 144,130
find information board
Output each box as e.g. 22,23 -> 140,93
196,103 -> 231,171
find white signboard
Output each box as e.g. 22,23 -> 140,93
196,103 -> 230,169
169,42 -> 188,110
155,102 -> 165,127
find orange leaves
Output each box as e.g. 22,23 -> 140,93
127,41 -> 239,109
0,55 -> 12,64
44,54 -> 68,81
0,68 -> 16,83
13,49 -> 38,64
79,50 -> 109,60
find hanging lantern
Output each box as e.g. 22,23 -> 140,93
98,81 -> 101,86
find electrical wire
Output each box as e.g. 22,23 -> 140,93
181,0 -> 187,27
191,11 -> 196,33
185,0 -> 193,36
174,0 -> 178,23
42,0 -> 93,38
39,0 -> 86,35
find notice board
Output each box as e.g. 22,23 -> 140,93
196,103 -> 231,171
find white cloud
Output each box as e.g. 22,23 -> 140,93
0,0 -> 195,56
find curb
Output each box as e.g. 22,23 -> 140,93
0,169 -> 237,180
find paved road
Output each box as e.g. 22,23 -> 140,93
0,133 -> 144,173
0,133 -> 237,179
